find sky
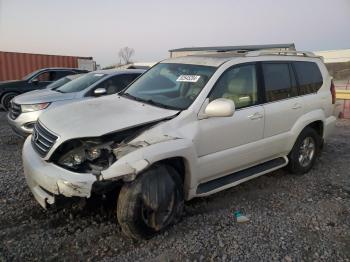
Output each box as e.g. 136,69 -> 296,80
0,0 -> 349,67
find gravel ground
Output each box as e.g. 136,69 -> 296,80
0,111 -> 349,261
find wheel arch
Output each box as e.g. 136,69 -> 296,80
101,138 -> 198,199
0,91 -> 19,108
288,112 -> 326,154
305,120 -> 324,139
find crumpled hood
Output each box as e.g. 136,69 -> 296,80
13,89 -> 76,104
39,95 -> 179,140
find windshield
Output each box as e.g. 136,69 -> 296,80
56,73 -> 106,93
22,69 -> 42,80
122,63 -> 216,110
46,77 -> 71,89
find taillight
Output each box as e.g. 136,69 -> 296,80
330,80 -> 336,104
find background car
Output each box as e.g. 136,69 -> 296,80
45,73 -> 85,90
0,67 -> 88,110
7,69 -> 144,136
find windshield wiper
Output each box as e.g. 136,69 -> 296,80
121,92 -> 143,102
141,98 -> 180,110
122,93 -> 180,110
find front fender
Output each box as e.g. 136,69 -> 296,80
101,138 -> 198,190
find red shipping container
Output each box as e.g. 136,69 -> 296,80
0,51 -> 93,81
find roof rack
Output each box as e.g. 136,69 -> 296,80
246,50 -> 320,58
169,43 -> 295,53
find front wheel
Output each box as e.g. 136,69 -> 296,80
1,92 -> 17,111
287,127 -> 321,175
116,164 -> 184,240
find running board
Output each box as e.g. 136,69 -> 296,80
196,157 -> 287,195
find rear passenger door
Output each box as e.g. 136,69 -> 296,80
261,62 -> 303,155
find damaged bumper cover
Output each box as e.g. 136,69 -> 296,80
23,138 -> 97,208
22,137 -> 151,209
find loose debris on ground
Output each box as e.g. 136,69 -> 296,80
0,111 -> 349,261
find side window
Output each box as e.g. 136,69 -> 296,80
119,74 -> 140,89
51,70 -> 74,81
208,64 -> 258,109
35,72 -> 50,82
262,63 -> 298,102
95,74 -> 139,95
293,61 -> 323,95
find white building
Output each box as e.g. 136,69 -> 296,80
313,49 -> 350,63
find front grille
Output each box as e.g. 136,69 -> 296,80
9,102 -> 21,120
31,122 -> 58,157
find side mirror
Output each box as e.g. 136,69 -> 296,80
94,88 -> 107,96
204,98 -> 235,118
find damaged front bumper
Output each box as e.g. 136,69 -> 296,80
22,137 -> 97,209
22,136 -> 151,209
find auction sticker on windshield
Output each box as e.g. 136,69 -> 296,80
176,75 -> 201,82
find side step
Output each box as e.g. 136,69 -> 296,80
196,157 -> 287,195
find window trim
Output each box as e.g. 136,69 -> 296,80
207,62 -> 262,110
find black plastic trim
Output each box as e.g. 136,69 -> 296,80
196,157 -> 286,194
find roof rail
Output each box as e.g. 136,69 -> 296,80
246,50 -> 320,58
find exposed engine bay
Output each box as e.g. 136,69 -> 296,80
50,121 -> 164,175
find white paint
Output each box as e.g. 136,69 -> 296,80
23,54 -> 337,206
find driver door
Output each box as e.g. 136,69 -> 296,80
194,63 -> 265,183
29,71 -> 53,90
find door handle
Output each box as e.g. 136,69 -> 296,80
292,103 -> 302,109
248,112 -> 263,120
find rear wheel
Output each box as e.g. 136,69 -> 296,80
1,92 -> 17,111
116,164 -> 184,240
287,127 -> 321,174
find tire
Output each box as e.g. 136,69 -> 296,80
287,127 -> 321,175
1,92 -> 17,111
117,164 -> 184,240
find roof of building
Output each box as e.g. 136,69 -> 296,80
169,43 -> 295,53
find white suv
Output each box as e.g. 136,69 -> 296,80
22,50 -> 337,239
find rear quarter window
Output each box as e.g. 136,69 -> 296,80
293,61 -> 323,95
262,63 -> 298,102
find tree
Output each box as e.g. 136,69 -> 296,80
118,47 -> 135,65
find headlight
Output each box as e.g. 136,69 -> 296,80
59,150 -> 86,167
57,141 -> 114,172
21,103 -> 50,113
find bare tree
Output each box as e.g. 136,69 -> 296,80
118,47 -> 135,65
